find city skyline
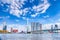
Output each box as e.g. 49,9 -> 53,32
0,22 -> 60,32
0,0 -> 60,32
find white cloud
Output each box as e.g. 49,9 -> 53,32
1,0 -> 12,4
22,17 -> 26,20
31,14 -> 36,17
1,0 -> 27,17
0,3 -> 4,6
31,13 -> 39,17
43,15 -> 49,18
9,0 -> 29,17
32,0 -> 50,17
41,3 -> 50,13
0,0 -> 50,18
15,20 -> 19,22
23,8 -> 29,16
10,7 -> 29,17
30,0 -> 34,3
22,17 -> 29,23
10,9 -> 20,17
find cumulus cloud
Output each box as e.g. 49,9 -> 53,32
0,0 -> 12,4
0,0 -> 50,18
30,0 -> 34,3
31,0 -> 50,17
31,13 -> 39,17
0,3 -> 4,6
43,15 -> 49,18
22,17 -> 26,20
9,0 -> 27,17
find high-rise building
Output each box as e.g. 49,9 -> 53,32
3,22 -> 7,30
31,22 -> 40,31
54,24 -> 58,32
54,24 -> 58,29
11,27 -> 13,33
36,22 -> 40,30
31,22 -> 42,33
3,25 -> 7,30
40,24 -> 42,30
40,24 -> 42,33
31,22 -> 35,31
51,25 -> 54,32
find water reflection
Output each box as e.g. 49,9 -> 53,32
0,33 -> 60,40
51,33 -> 60,40
0,37 -> 2,40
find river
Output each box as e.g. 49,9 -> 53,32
0,33 -> 60,40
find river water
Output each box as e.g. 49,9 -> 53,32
0,33 -> 60,40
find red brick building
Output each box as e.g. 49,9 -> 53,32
13,29 -> 18,33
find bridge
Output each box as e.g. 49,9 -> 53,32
30,29 -> 60,34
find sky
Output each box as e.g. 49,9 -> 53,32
0,0 -> 60,32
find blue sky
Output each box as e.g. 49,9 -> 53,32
0,0 -> 60,31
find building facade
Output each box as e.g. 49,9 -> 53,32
31,22 -> 42,33
3,25 -> 7,30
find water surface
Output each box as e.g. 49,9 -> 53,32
0,33 -> 60,40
